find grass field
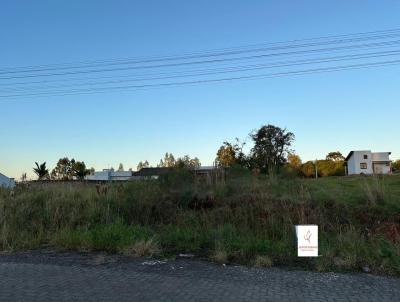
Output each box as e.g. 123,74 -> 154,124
0,171 -> 399,275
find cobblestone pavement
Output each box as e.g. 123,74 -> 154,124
0,251 -> 399,301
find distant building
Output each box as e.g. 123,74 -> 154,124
132,167 -> 172,179
85,166 -> 221,181
85,167 -> 171,181
193,166 -> 218,175
345,151 -> 391,175
85,169 -> 133,181
0,172 -> 16,188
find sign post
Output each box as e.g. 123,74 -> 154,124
295,225 -> 318,257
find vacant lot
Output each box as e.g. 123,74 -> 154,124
0,171 -> 399,275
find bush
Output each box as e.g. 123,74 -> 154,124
301,160 -> 344,178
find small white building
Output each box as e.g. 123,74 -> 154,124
0,172 -> 16,189
345,150 -> 391,175
85,169 -> 133,181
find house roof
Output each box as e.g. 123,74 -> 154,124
0,172 -> 11,179
0,172 -> 14,182
345,151 -> 391,162
133,167 -> 173,177
344,151 -> 354,162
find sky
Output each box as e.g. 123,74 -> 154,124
1,1 -> 400,179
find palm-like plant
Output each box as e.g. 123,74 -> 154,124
33,162 -> 49,180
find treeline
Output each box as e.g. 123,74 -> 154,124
215,124 -> 295,174
31,153 -> 201,181
138,153 -> 201,170
215,125 -> 343,178
29,123 -> 400,180
286,152 -> 345,178
32,158 -> 93,181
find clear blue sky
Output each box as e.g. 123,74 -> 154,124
1,1 -> 399,179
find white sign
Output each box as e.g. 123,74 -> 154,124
295,225 -> 318,257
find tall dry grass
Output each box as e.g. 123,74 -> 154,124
0,171 -> 399,275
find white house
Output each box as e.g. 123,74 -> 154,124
345,150 -> 391,175
0,172 -> 16,189
85,169 -> 134,181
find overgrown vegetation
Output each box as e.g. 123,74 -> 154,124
0,171 -> 399,275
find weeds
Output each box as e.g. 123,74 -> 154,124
254,255 -> 273,268
123,238 -> 160,257
212,243 -> 228,264
0,174 -> 399,275
363,175 -> 386,205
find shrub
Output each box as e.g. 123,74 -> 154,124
123,238 -> 160,257
254,255 -> 273,268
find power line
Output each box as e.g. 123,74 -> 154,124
2,27 -> 400,73
1,49 -> 399,93
1,59 -> 399,99
2,27 -> 400,99
2,38 -> 400,80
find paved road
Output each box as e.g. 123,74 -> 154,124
0,251 -> 399,301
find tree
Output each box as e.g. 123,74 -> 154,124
392,159 -> 400,172
216,142 -> 236,167
137,160 -> 149,171
51,157 -> 75,180
72,161 -> 89,180
287,153 -> 302,170
326,151 -> 345,161
301,161 -> 316,178
118,163 -> 124,171
158,153 -> 176,167
33,162 -> 49,180
317,159 -> 345,177
286,153 -> 302,176
250,124 -> 295,173
175,155 -> 201,169
215,138 -> 247,167
300,159 -> 345,178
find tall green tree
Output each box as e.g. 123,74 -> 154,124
118,163 -> 124,171
158,152 -> 176,167
287,153 -> 302,169
250,124 -> 295,173
175,155 -> 201,169
326,151 -> 345,161
215,138 -> 247,167
51,157 -> 75,180
216,142 -> 236,167
72,161 -> 90,180
33,162 -> 49,180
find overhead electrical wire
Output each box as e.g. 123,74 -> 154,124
1,49 -> 399,93
1,59 -> 399,99
2,39 -> 400,80
2,27 -> 400,74
1,27 -> 400,99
